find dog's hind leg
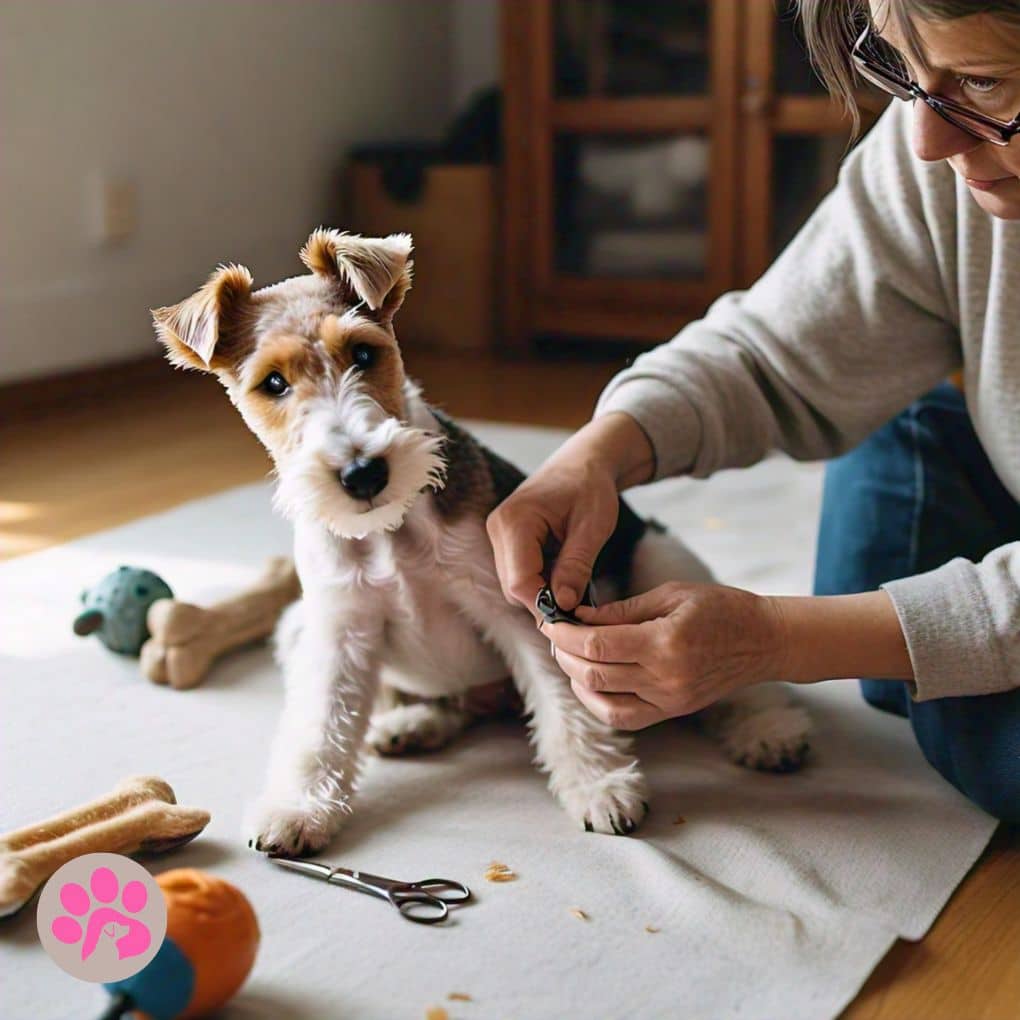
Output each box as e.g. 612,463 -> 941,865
449,584 -> 647,835
697,686 -> 812,772
627,525 -> 812,772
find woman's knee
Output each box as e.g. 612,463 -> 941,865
859,679 -> 909,718
814,415 -> 920,596
910,698 -> 1020,826
950,763 -> 1020,826
814,382 -> 1005,598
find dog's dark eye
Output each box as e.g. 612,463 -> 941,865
260,371 -> 290,397
351,343 -> 376,370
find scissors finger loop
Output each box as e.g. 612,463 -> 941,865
390,888 -> 450,924
413,878 -> 472,903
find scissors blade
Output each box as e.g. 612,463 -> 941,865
268,857 -> 388,901
267,855 -> 333,881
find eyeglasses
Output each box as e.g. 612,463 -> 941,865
851,25 -> 1020,146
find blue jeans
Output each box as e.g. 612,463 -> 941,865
814,382 -> 1020,825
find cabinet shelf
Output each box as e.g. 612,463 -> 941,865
772,93 -> 880,134
773,96 -> 852,135
552,97 -> 712,133
533,299 -> 700,344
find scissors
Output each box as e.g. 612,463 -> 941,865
267,855 -> 471,924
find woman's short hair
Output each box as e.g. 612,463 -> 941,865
797,0 -> 1020,134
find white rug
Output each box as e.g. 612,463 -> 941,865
0,421 -> 997,1020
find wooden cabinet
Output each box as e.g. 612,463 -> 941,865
500,0 -> 884,350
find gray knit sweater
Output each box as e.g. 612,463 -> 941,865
595,102 -> 1019,701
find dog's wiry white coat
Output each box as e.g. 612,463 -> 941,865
246,376 -> 812,854
250,377 -> 651,849
156,231 -> 812,855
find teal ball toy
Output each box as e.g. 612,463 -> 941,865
74,566 -> 173,656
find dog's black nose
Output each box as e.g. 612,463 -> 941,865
339,457 -> 389,501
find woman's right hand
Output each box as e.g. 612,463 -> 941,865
486,412 -> 656,617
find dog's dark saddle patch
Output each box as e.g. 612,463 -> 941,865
428,406 -> 648,593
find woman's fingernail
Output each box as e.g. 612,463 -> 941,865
557,587 -> 577,608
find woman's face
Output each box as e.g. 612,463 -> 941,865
872,4 -> 1020,219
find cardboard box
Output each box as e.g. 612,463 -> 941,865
347,162 -> 496,352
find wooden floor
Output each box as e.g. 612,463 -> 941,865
3,349 -> 1018,1019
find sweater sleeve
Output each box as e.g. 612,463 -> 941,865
594,102 -> 962,480
593,103 -> 1020,699
883,546 -> 1020,700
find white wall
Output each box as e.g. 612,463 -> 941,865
451,0 -> 499,111
0,0 -> 458,383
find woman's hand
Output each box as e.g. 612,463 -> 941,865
545,584 -> 915,730
487,413 -> 656,616
543,582 -> 788,730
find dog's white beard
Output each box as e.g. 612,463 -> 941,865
273,374 -> 446,539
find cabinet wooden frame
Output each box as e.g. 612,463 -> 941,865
500,0 -> 870,350
501,0 -> 741,350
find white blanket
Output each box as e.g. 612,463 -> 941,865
0,422 -> 996,1020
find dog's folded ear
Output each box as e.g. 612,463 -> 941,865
152,264 -> 253,371
300,228 -> 413,322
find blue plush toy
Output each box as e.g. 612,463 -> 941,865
73,566 -> 174,656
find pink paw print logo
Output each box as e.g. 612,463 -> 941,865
37,853 -> 166,982
54,866 -> 151,961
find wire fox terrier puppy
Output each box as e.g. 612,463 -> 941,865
153,229 -> 812,856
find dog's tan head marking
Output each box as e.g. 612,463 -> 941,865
152,230 -> 413,431
152,230 -> 443,539
300,228 -> 413,324
317,313 -> 405,419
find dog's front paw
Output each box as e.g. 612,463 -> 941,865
244,798 -> 339,857
559,765 -> 649,836
723,706 -> 812,773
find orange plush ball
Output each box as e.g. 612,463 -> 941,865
155,869 -> 260,1018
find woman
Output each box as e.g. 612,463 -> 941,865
487,0 -> 1020,824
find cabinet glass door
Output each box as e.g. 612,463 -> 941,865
530,0 -> 739,340
554,0 -> 710,97
554,132 -> 709,279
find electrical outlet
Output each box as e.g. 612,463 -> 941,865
87,175 -> 138,244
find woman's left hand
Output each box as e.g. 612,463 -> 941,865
543,582 -> 788,730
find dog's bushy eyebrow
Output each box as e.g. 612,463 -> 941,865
242,335 -> 320,389
317,311 -> 393,353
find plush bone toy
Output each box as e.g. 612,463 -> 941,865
140,556 -> 300,690
0,776 -> 209,917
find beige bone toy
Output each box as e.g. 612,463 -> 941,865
140,556 -> 300,690
0,776 -> 210,917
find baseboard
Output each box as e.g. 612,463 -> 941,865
0,355 -> 171,422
